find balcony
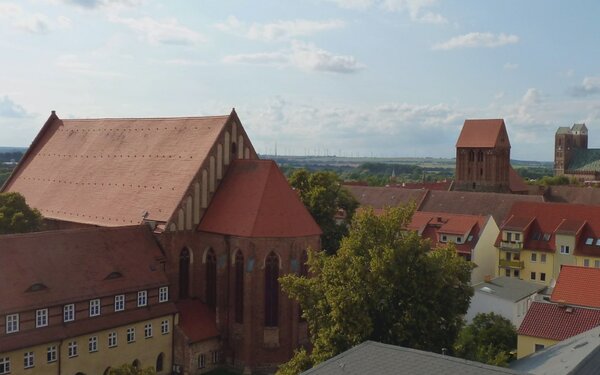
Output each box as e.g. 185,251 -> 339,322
499,259 -> 524,269
499,241 -> 523,251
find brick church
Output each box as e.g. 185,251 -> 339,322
554,123 -> 600,182
1,110 -> 321,374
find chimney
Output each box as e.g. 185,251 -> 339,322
484,275 -> 492,283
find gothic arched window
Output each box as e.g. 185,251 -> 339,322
206,249 -> 217,309
265,252 -> 279,327
234,251 -> 244,324
179,248 -> 190,299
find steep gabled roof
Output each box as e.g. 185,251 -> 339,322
456,119 -> 510,148
0,226 -> 167,313
509,166 -> 529,193
518,302 -> 600,341
198,159 -> 322,238
551,266 -> 600,309
2,111 -> 242,226
176,299 -> 219,343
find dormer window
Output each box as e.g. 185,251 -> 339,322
64,304 -> 75,322
89,299 -> 101,317
586,237 -> 594,245
159,287 -> 169,303
5,314 -> 19,334
36,308 -> 48,328
515,233 -> 521,242
137,291 -> 147,307
560,245 -> 571,254
441,235 -> 447,242
456,237 -> 462,244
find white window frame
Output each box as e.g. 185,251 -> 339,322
560,245 -> 571,254
6,313 -> 19,333
36,308 -> 48,328
595,260 -> 600,268
144,323 -> 153,338
89,299 -> 101,317
114,295 -> 125,312
137,291 -> 147,307
67,341 -> 78,358
47,346 -> 57,363
584,258 -> 590,267
127,327 -> 136,343
531,253 -> 537,262
0,357 -> 10,375
23,351 -> 34,369
64,304 -> 75,322
161,319 -> 169,335
198,354 -> 206,369
541,253 -> 547,263
211,350 -> 219,364
159,286 -> 169,303
108,332 -> 117,348
88,336 -> 98,353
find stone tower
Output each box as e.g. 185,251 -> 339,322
555,123 -> 588,176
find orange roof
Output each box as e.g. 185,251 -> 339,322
198,159 -> 322,238
455,119 -> 510,148
551,266 -> 600,308
518,302 -> 600,341
176,300 -> 219,343
2,111 -> 245,226
0,226 -> 167,313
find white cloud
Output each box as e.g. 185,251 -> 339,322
216,16 -> 345,41
0,96 -> 32,118
61,0 -> 144,10
571,76 -> 600,97
223,42 -> 365,74
433,32 -> 519,50
110,16 -> 206,45
0,3 -> 71,34
325,0 -> 374,10
325,0 -> 446,24
504,62 -> 518,70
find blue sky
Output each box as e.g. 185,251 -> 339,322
1,0 -> 599,161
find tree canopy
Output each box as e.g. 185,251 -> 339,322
453,312 -> 517,366
277,205 -> 473,374
0,192 -> 43,234
107,364 -> 156,375
289,169 -> 358,254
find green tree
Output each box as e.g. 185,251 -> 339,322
289,169 -> 359,254
0,192 -> 43,234
453,312 -> 517,367
277,206 -> 473,374
107,364 -> 156,375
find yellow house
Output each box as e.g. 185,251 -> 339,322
0,226 -> 177,375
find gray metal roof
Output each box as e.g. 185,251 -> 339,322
473,277 -> 547,303
572,123 -> 588,132
556,126 -> 571,134
302,341 -> 528,375
511,325 -> 600,374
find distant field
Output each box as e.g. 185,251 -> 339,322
0,147 -> 27,153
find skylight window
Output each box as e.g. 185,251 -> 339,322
467,235 -> 474,242
596,238 -> 600,246
586,237 -> 594,245
532,232 -> 541,240
543,233 -> 551,241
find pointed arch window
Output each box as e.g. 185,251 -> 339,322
477,150 -> 484,162
179,248 -> 190,299
265,252 -> 280,327
468,150 -> 475,161
206,249 -> 217,309
156,353 -> 164,372
234,251 -> 244,323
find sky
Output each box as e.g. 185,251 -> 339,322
1,0 -> 599,161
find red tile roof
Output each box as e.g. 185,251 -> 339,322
2,110 -> 252,226
176,300 -> 219,343
455,119 -> 510,148
0,225 -> 167,313
508,166 -> 529,193
345,185 -> 427,209
551,266 -> 600,308
198,160 -> 322,238
518,302 -> 600,341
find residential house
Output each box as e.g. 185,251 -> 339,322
551,265 -> 600,308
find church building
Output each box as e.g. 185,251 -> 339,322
1,110 -> 321,374
554,123 -> 600,182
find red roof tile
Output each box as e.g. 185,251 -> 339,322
551,266 -> 600,308
198,160 -> 322,238
345,185 -> 427,209
2,111 -> 250,226
518,302 -> 600,341
176,300 -> 219,343
509,166 -> 529,193
456,119 -> 510,148
0,226 -> 167,313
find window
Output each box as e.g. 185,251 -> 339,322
206,249 -> 217,309
543,233 -> 551,241
114,295 -> 125,311
144,323 -> 153,338
68,341 -> 78,358
265,252 -> 280,327
23,352 -> 34,369
584,259 -> 590,267
596,260 -> 600,268
127,327 -> 135,343
6,313 -> 19,333
89,336 -> 98,353
179,248 -> 190,299
211,351 -> 219,364
456,237 -> 462,244
159,286 -> 169,303
441,235 -> 447,242
89,299 -> 101,317
531,272 -> 536,281
108,332 -> 117,348
0,357 -> 9,374
596,238 -> 600,246
560,245 -> 570,254
541,254 -> 547,263
235,251 -> 244,324
506,232 -> 512,242
586,237 -> 594,245
540,273 -> 546,282
198,354 -> 206,369
534,344 -> 545,352
47,346 -> 57,363
156,353 -> 164,372
137,291 -> 147,307
36,308 -> 48,327
64,304 -> 75,322
531,253 -> 537,262
161,319 -> 169,335
514,269 -> 520,278
515,233 -> 521,241
505,269 -> 510,277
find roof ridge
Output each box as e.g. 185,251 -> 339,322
0,224 -> 145,240
62,115 -> 230,121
